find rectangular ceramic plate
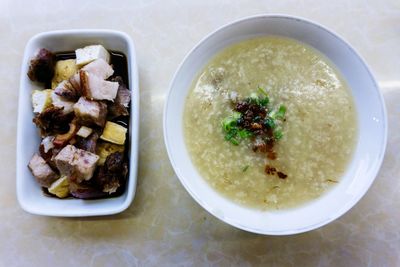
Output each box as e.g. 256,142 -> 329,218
16,30 -> 139,217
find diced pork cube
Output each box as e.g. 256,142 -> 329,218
80,70 -> 119,101
82,58 -> 114,79
74,149 -> 99,181
75,45 -> 110,67
73,97 -> 107,127
108,76 -> 131,118
54,145 -> 99,183
28,153 -> 58,188
54,80 -> 80,101
53,144 -> 75,175
68,73 -> 81,92
51,91 -> 75,114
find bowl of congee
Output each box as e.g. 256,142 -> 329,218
163,15 -> 387,235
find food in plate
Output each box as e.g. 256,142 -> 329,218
184,36 -> 357,210
27,45 -> 131,199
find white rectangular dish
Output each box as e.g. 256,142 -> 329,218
16,29 -> 139,217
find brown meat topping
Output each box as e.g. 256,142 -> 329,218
27,48 -> 56,84
33,105 -> 74,135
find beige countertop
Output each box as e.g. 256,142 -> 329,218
1,0 -> 399,266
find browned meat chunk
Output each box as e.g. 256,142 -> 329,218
27,48 -> 56,83
80,70 -> 119,101
69,181 -> 107,199
54,145 -> 99,183
73,97 -> 107,127
51,91 -> 75,114
75,132 -> 99,153
81,58 -> 114,79
108,77 -> 131,118
28,153 -> 58,188
54,80 -> 80,101
93,152 -> 128,194
33,106 -> 74,134
68,73 -> 81,93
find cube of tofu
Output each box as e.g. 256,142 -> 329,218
28,153 -> 58,188
54,145 -> 99,183
100,121 -> 127,145
80,70 -> 119,101
31,89 -> 52,113
76,126 -> 93,138
73,97 -> 107,127
81,58 -> 114,80
51,91 -> 75,114
51,59 -> 78,88
75,45 -> 110,67
48,176 -> 69,198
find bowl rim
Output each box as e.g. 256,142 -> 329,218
16,29 -> 140,217
163,14 -> 388,235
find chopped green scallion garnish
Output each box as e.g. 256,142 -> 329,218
274,129 -> 283,140
264,117 -> 275,129
257,87 -> 268,96
275,105 -> 286,120
238,129 -> 252,139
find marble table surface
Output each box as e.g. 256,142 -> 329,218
1,0 -> 399,266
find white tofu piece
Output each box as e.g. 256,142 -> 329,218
80,70 -> 119,101
76,126 -> 93,138
54,145 -> 99,183
51,91 -> 75,114
82,58 -> 114,79
31,89 -> 52,113
75,45 -> 110,67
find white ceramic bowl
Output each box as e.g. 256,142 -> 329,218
164,15 -> 387,235
16,30 -> 139,216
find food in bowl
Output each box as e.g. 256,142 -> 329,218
184,36 -> 357,209
26,44 -> 131,199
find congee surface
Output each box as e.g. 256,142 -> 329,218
184,36 -> 357,210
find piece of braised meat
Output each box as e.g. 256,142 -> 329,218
54,80 -> 80,101
28,153 -> 58,188
27,48 -> 56,84
93,152 -> 128,194
80,70 -> 119,101
69,181 -> 107,199
73,97 -> 108,127
81,58 -> 114,79
108,76 -> 131,119
54,145 -> 99,183
33,106 -> 74,134
75,132 -> 99,153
